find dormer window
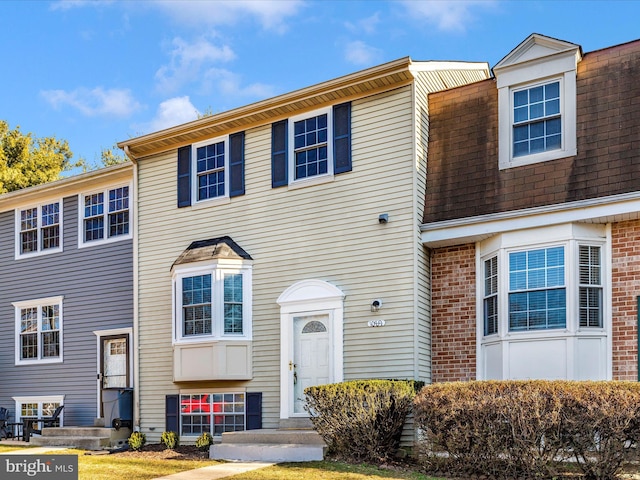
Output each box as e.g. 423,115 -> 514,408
494,34 -> 581,170
513,80 -> 561,157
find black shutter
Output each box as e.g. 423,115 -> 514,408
246,392 -> 262,430
229,131 -> 245,197
166,395 -> 179,433
271,120 -> 288,188
333,102 -> 352,174
177,146 -> 191,208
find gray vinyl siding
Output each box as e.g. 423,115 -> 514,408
0,195 -> 133,426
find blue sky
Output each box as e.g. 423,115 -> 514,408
1,0 -> 638,169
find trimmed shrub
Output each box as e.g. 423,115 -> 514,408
160,430 -> 179,450
562,381 -> 640,479
304,379 -> 415,462
195,432 -> 214,452
414,380 -> 640,479
128,431 -> 146,451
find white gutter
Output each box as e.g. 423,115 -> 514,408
421,191 -> 640,247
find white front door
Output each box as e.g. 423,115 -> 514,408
292,314 -> 330,415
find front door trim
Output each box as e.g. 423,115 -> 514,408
277,280 -> 344,420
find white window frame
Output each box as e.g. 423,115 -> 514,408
13,296 -> 64,366
476,223 -> 611,381
497,62 -> 577,170
12,395 -> 64,425
480,240 -> 606,339
179,390 -> 246,437
78,184 -> 132,247
172,261 -> 252,344
288,106 -> 334,188
191,135 -> 230,206
14,200 -> 63,259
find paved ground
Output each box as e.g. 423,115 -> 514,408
151,461 -> 274,479
0,440 -> 274,479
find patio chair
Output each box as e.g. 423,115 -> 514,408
23,405 -> 64,441
0,407 -> 10,439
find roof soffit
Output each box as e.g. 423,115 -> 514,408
0,162 -> 133,213
119,57 -> 420,159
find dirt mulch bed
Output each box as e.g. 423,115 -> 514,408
112,444 -> 210,461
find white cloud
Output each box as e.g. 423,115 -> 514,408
344,41 -> 382,66
345,12 -> 381,35
399,0 -> 497,32
50,0 -> 114,11
139,96 -> 199,133
202,68 -> 276,99
41,87 -> 141,117
155,36 -> 236,94
151,0 -> 305,32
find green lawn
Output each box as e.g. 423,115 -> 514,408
227,461 -> 443,480
0,445 -> 445,480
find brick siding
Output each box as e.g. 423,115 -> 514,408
431,244 -> 477,382
611,220 -> 640,380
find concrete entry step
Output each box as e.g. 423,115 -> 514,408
219,429 -> 325,445
29,426 -> 131,451
210,443 -> 326,463
210,428 -> 327,462
29,435 -> 110,451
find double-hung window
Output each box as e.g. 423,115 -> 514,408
483,256 -> 498,335
16,201 -> 62,257
194,138 -> 228,201
288,107 -> 332,183
14,296 -> 63,365
176,268 -> 251,341
80,186 -> 130,245
579,245 -> 603,328
513,81 -> 561,158
293,112 -> 329,181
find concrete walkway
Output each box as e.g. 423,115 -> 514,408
152,461 -> 274,479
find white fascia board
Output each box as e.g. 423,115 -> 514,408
409,61 -> 490,73
421,192 -> 640,247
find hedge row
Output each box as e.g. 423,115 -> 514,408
304,380 -> 416,462
414,380 -> 640,479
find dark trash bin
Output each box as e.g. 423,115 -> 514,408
102,388 -> 133,430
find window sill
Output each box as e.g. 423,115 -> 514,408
16,358 -> 63,366
499,147 -> 577,170
15,247 -> 63,260
78,233 -> 132,249
287,174 -> 335,191
174,335 -> 250,346
189,196 -> 231,210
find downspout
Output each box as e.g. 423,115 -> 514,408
123,146 -> 141,430
637,296 -> 640,382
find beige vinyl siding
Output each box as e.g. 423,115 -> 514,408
413,72 -> 433,382
410,69 -> 490,382
136,85 -> 420,440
